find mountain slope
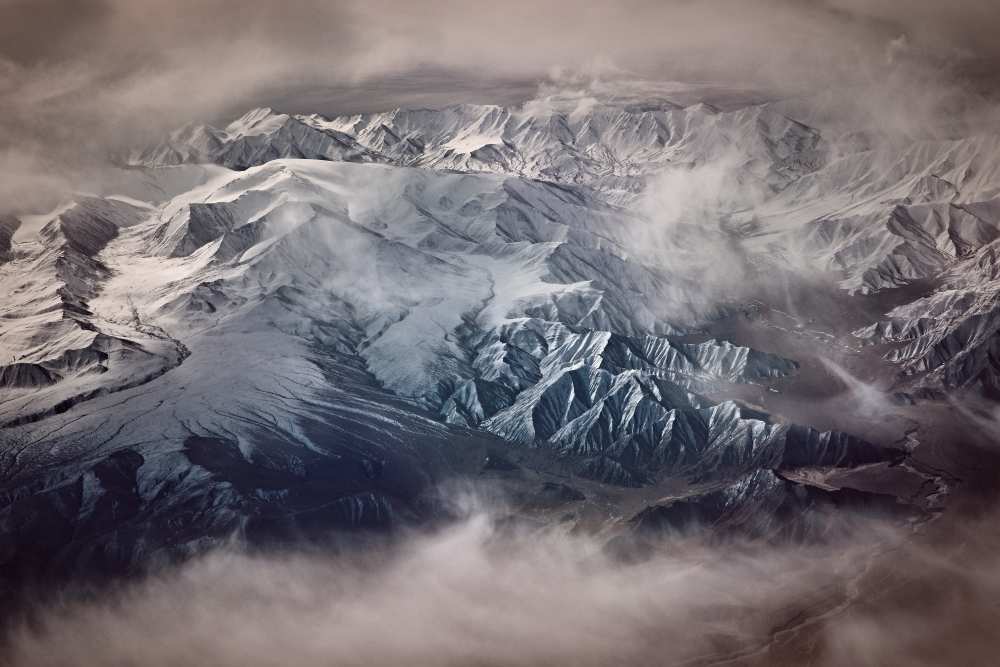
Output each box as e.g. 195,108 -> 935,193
4,89 -> 981,594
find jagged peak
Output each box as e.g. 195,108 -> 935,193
224,106 -> 291,138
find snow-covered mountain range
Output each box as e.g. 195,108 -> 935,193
2,86 -> 995,591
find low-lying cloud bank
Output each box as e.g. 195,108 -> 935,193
3,507 -> 998,666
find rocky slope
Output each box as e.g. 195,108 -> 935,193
3,88 -> 987,593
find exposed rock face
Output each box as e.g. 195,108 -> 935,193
0,198 -> 187,424
857,240 -> 1000,394
131,102 -> 825,201
132,102 -> 1000,399
2,89 -> 982,593
133,108 -> 380,170
0,215 -> 19,262
630,469 -> 919,543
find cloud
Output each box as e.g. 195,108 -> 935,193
6,505 -> 1000,666
5,1 -> 1000,84
1,0 -> 998,212
0,509 -> 906,666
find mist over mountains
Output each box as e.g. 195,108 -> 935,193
3,0 -> 1000,210
3,1 -> 1000,665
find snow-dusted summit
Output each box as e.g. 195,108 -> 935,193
3,86 -> 986,590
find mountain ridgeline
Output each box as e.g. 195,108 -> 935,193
2,90 -> 994,592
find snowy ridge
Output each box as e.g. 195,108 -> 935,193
0,197 -> 187,425
133,100 -> 824,204
1,89 -> 971,584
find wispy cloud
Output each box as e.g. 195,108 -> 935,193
2,0 -> 999,212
